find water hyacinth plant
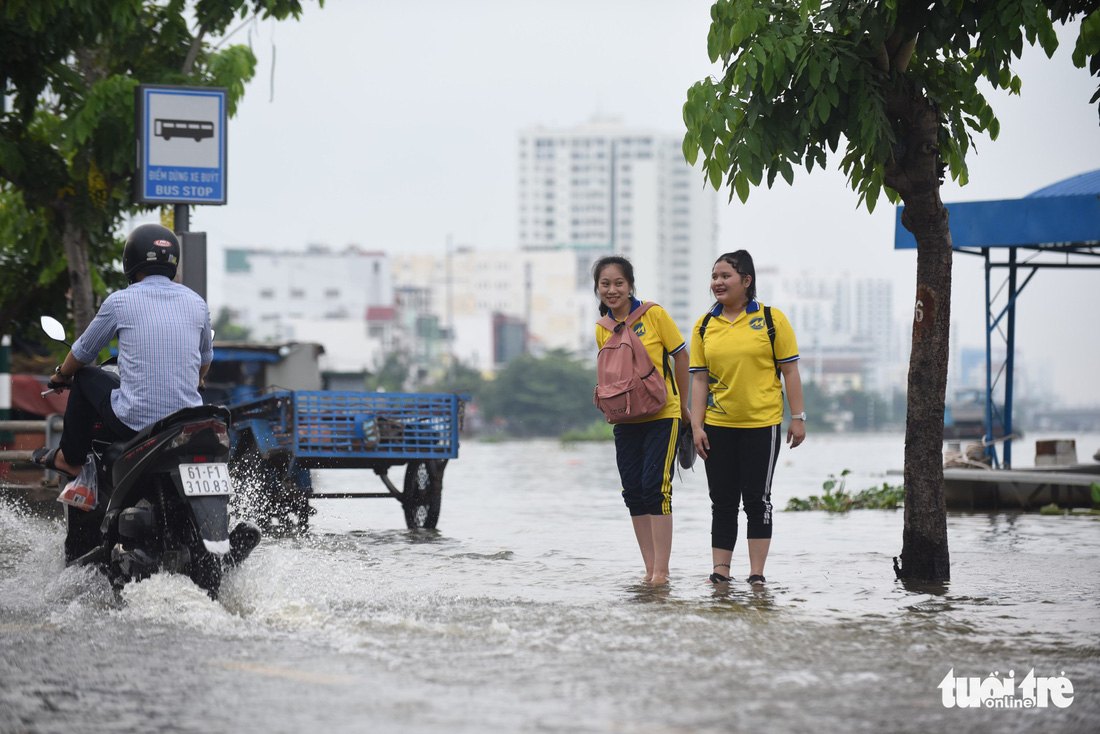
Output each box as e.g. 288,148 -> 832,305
786,470 -> 904,512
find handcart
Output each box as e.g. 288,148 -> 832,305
225,390 -> 465,532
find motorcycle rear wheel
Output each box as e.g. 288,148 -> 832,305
189,545 -> 223,599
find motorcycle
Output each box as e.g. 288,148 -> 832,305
39,316 -> 260,598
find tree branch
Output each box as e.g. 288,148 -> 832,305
874,42 -> 890,72
893,36 -> 918,74
182,23 -> 209,75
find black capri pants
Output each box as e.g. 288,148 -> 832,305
703,423 -> 781,551
59,366 -> 136,464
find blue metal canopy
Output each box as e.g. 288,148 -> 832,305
894,169 -> 1100,250
894,169 -> 1100,468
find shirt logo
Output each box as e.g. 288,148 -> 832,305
749,317 -> 765,330
706,372 -> 728,414
633,322 -> 646,338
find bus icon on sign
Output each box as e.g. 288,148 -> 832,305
154,118 -> 214,141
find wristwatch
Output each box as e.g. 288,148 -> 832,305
791,412 -> 806,421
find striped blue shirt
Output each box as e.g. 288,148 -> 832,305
72,276 -> 213,431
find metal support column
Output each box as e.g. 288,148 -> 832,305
1003,249 -> 1017,468
174,203 -> 190,238
0,336 -> 11,446
984,249 -> 998,467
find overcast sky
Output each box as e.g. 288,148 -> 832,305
176,0 -> 1099,405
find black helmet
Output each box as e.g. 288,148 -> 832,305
123,223 -> 180,283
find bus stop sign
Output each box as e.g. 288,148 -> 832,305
135,84 -> 227,205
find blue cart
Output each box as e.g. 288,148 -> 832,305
225,390 -> 466,531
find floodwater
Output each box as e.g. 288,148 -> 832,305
2,432 -> 1098,733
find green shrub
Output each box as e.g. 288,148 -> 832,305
560,420 -> 614,443
785,470 -> 904,512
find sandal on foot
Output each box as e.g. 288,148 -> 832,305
32,447 -> 76,479
704,563 -> 730,585
747,574 -> 766,586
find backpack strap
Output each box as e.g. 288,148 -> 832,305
763,306 -> 780,378
662,348 -> 676,396
597,301 -> 655,333
697,312 -> 714,341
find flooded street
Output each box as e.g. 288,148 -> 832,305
2,433 -> 1098,733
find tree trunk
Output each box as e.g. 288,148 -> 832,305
886,89 -> 952,583
60,205 -> 96,336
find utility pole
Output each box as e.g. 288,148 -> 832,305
524,261 -> 532,355
446,234 -> 454,381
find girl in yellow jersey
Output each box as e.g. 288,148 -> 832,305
594,256 -> 691,585
689,251 -> 806,587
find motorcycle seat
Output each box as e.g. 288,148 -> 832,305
104,404 -> 232,465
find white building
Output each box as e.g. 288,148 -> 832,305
219,245 -> 393,373
769,272 -> 904,396
516,118 -> 718,330
392,247 -> 588,372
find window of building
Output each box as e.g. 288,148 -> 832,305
290,289 -> 305,299
259,288 -> 275,299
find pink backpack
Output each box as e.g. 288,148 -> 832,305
594,302 -> 669,424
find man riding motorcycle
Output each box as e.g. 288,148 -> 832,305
33,223 -> 213,556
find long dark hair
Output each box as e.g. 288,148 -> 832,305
714,250 -> 757,302
592,255 -> 636,316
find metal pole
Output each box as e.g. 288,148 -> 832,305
524,261 -> 532,355
0,336 -> 11,446
1003,249 -> 1017,468
174,203 -> 190,238
984,248 -> 997,467
446,234 -> 454,380
180,232 -> 208,301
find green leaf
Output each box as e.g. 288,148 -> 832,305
865,177 -> 881,214
808,57 -> 822,88
682,134 -> 699,166
708,162 -> 723,191
780,159 -> 795,186
734,171 -> 750,203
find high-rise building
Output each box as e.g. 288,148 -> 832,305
516,118 -> 718,330
771,272 -> 902,396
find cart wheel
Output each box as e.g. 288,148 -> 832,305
403,460 -> 442,529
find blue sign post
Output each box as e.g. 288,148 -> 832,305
135,85 -> 227,205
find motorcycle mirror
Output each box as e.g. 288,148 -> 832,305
40,316 -> 70,345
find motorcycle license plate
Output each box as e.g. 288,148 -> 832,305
180,463 -> 234,496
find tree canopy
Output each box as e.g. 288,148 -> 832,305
0,0 -> 321,341
683,0 -> 1098,582
684,0 -> 1098,212
479,350 -> 598,437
